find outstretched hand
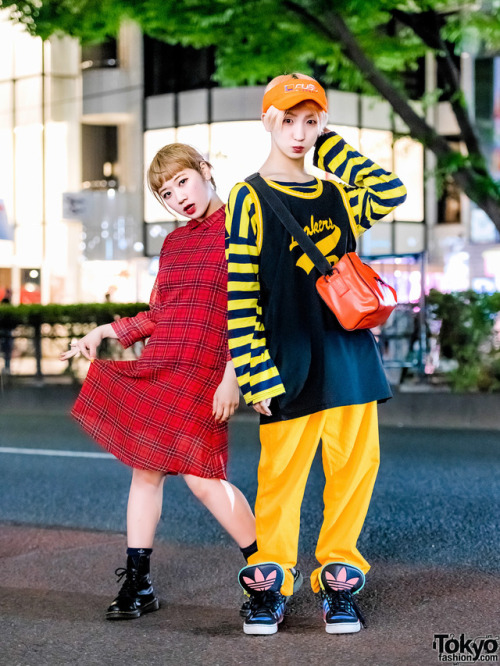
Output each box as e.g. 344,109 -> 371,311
60,324 -> 114,362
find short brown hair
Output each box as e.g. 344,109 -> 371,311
147,143 -> 215,208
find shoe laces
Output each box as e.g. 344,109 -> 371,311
323,589 -> 367,628
249,590 -> 284,613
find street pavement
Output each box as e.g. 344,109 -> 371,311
0,384 -> 499,666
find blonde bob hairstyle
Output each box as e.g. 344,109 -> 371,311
147,143 -> 215,208
262,73 -> 328,133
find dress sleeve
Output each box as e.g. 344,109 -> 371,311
314,131 -> 407,237
111,274 -> 160,349
225,183 -> 285,405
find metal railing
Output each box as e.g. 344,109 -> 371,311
1,309 -> 427,385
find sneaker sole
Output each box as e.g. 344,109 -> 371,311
106,598 -> 160,621
243,622 -> 278,635
325,620 -> 361,634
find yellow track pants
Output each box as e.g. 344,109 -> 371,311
248,402 -> 380,596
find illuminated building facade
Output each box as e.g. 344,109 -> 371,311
0,13 -> 499,306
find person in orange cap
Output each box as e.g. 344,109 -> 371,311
225,73 -> 407,635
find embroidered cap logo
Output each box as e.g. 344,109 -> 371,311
262,76 -> 328,113
284,83 -> 318,93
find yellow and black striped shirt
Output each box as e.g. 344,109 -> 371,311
225,131 -> 407,406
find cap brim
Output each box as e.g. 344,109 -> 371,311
271,93 -> 327,113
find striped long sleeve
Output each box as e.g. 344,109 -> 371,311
225,184 -> 285,405
314,131 -> 407,236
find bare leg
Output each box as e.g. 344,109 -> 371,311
183,475 -> 256,548
127,468 -> 166,548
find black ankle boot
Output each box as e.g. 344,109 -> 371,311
106,554 -> 160,620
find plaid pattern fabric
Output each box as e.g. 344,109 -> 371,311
72,206 -> 229,478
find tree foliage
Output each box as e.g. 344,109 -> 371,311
2,0 -> 500,226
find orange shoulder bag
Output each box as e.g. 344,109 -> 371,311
245,174 -> 397,331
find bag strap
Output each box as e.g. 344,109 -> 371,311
245,173 -> 333,276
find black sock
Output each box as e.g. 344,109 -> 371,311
127,547 -> 153,562
240,540 -> 258,562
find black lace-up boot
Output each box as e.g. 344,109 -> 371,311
106,551 -> 160,620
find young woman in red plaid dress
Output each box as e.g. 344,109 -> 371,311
61,144 -> 256,620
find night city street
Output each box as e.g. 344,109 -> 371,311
0,386 -> 498,665
2,2 -> 500,665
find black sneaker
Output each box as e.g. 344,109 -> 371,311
239,566 -> 303,618
319,562 -> 366,634
238,562 -> 286,635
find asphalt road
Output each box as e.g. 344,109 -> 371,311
0,385 -> 499,665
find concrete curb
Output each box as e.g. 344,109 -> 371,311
379,389 -> 500,430
1,379 -> 499,430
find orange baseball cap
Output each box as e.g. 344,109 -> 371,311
262,76 -> 328,114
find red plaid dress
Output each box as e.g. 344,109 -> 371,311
72,206 -> 230,478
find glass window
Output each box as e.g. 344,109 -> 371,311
394,137 -> 424,222
145,221 -> 178,256
361,97 -> 392,130
81,39 -> 117,70
143,38 -> 215,97
360,129 -> 393,172
475,57 -> 493,122
80,191 -> 143,261
370,255 -> 423,303
437,177 -> 461,224
20,266 -> 41,304
395,222 -> 425,254
209,121 -> 267,201
359,222 -> 393,256
14,124 -> 43,226
176,123 -> 210,155
144,128 -> 176,222
470,205 -> 500,243
16,226 -> 43,266
329,125 -> 361,151
45,121 -> 70,224
328,91 -> 358,127
81,124 -> 118,185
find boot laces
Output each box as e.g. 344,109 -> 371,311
114,566 -> 139,596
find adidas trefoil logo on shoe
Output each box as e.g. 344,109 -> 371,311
319,562 -> 366,635
242,567 -> 277,591
238,562 -> 286,636
324,567 -> 360,591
